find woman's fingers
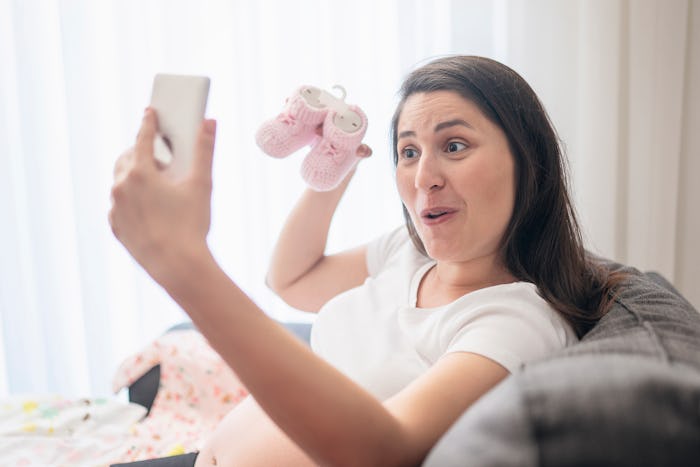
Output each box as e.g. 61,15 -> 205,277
113,149 -> 134,182
134,108 -> 158,167
191,119 -> 217,183
356,144 -> 372,158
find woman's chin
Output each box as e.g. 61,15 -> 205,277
421,243 -> 452,262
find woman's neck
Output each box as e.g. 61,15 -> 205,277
417,255 -> 517,308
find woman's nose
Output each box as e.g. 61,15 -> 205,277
414,151 -> 444,191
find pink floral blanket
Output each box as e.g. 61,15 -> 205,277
1,329 -> 248,466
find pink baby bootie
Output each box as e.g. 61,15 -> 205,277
301,105 -> 368,191
255,86 -> 328,158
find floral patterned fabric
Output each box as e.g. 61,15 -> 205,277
0,329 -> 248,466
110,329 -> 248,463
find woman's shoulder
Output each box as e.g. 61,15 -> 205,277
455,281 -> 575,337
400,281 -> 578,373
450,280 -> 579,350
470,281 -> 546,306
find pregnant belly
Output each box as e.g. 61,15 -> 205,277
195,396 -> 316,467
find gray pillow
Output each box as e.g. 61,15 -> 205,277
425,356 -> 700,467
424,266 -> 700,466
562,265 -> 700,368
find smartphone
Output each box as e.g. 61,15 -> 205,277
149,73 -> 210,178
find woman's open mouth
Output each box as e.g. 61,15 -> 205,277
420,207 -> 457,225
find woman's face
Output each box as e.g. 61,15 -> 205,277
395,90 -> 515,265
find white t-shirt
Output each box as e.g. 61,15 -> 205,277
310,227 -> 578,400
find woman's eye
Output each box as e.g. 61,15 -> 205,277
401,148 -> 419,159
446,141 -> 467,153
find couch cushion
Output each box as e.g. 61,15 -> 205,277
423,367 -> 538,466
562,265 -> 700,370
522,356 -> 700,466
424,268 -> 700,466
425,356 -> 700,466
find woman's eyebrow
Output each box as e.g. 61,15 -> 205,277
434,119 -> 473,132
398,119 -> 473,140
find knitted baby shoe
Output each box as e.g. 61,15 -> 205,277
301,105 -> 368,191
255,86 -> 328,158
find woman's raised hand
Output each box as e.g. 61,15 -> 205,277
109,108 -> 217,282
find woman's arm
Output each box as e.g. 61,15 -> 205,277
266,172 -> 370,312
159,247 -> 508,467
110,110 -> 508,466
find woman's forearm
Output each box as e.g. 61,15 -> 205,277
265,171 -> 371,313
267,177 -> 351,292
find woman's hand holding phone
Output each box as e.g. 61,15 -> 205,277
109,100 -> 217,287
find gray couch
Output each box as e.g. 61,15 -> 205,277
425,264 -> 700,466
129,263 -> 700,466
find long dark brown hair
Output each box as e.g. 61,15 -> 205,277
391,55 -> 623,337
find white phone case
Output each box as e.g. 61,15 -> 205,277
149,74 -> 210,178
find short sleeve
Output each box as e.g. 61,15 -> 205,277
365,226 -> 412,277
444,301 -> 574,373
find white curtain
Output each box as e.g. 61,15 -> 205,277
450,0 -> 699,299
0,0 -> 697,397
504,0 -> 699,303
